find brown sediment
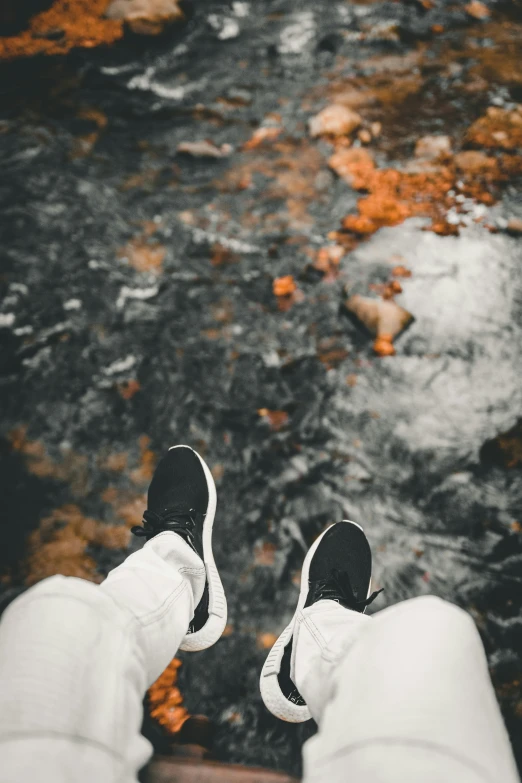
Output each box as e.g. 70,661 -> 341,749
23,504 -> 130,586
117,379 -> 141,399
8,427 -> 155,585
216,137 -> 324,231
257,409 -> 290,432
330,127 -> 522,239
9,425 -> 89,497
129,435 -> 156,485
0,0 -> 123,61
466,106 -> 522,151
117,237 -> 166,274
148,657 -> 190,735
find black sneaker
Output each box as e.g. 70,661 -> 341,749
131,445 -> 227,652
260,520 -> 382,722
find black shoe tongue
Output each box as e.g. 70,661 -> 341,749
188,581 -> 209,634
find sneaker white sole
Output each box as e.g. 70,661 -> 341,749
259,519 -> 370,722
168,445 -> 228,652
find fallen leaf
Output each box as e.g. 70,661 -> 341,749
117,379 -> 141,400
391,264 -> 412,278
373,335 -> 395,357
273,275 -> 297,297
257,409 -> 289,431
257,632 -> 278,649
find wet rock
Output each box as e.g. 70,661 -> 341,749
480,419 -> 522,469
309,105 -> 362,138
106,0 -> 183,34
207,13 -> 240,40
415,135 -> 452,160
343,294 -> 414,356
177,141 -> 232,158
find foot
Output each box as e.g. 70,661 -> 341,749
260,520 -> 382,722
131,445 -> 227,652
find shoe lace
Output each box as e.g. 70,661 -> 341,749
131,505 -> 204,552
309,568 -> 383,611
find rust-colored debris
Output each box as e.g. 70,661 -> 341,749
117,379 -> 141,399
117,237 -> 166,274
317,337 -> 350,369
334,135 -> 522,238
130,434 -> 156,485
466,106 -> 522,151
257,632 -> 278,649
254,541 -> 277,567
148,657 -> 190,735
8,426 -> 89,497
273,275 -> 297,297
0,0 -> 185,59
312,245 -> 344,280
329,147 -> 375,189
369,279 -> 403,299
23,504 -> 130,586
257,409 -> 289,432
464,1 -> 490,20
391,264 -> 412,278
0,0 -> 123,60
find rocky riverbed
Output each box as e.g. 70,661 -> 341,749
1,0 -> 522,777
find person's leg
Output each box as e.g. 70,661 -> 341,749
294,595 -> 520,783
260,520 -> 520,783
0,532 -> 203,783
0,445 -> 227,783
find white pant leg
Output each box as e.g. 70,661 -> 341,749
0,531 -> 205,783
293,596 -> 520,783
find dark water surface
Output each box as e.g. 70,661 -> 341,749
1,0 -> 522,777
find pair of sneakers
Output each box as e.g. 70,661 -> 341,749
132,445 -> 382,723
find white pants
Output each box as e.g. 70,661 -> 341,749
0,532 -> 519,783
